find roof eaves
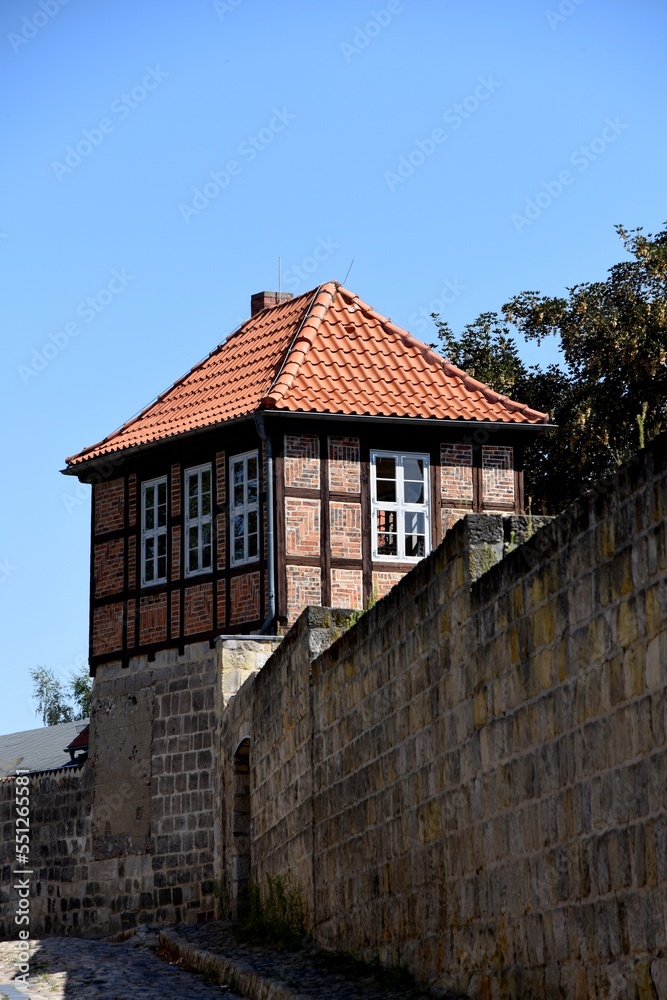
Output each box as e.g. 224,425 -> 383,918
264,408 -> 557,430
61,413 -> 255,477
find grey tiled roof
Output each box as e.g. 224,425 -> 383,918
0,719 -> 89,778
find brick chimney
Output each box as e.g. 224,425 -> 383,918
250,291 -> 293,317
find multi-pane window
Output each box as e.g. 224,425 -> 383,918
370,451 -> 430,561
230,451 -> 259,566
185,465 -> 212,576
141,477 -> 167,585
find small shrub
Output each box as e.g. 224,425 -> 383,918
343,585 -> 379,631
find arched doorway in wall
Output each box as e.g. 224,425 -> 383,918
232,737 -> 251,918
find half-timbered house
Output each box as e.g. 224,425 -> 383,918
63,282 -> 550,672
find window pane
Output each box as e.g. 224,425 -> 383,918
376,457 -> 396,480
403,457 -> 424,481
157,554 -> 167,579
405,534 -> 425,558
202,523 -> 211,546
404,480 -> 424,504
248,534 -> 258,558
234,538 -> 244,560
189,548 -> 199,572
202,544 -> 212,569
157,506 -> 167,528
201,472 -> 211,515
248,510 -> 257,534
145,537 -> 155,560
145,484 -> 154,509
157,534 -> 167,556
145,558 -> 154,580
377,510 -> 397,533
247,482 -> 258,505
376,479 -> 396,502
247,456 -> 257,482
145,507 -> 155,530
234,514 -> 245,538
188,526 -> 198,549
404,512 -> 425,558
405,511 -> 424,535
377,533 -> 397,555
234,484 -> 244,507
233,462 -> 244,485
187,476 -> 198,517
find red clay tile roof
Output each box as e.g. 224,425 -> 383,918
66,283 -> 548,468
65,724 -> 89,752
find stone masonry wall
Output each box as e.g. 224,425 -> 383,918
221,435 -> 667,999
221,610 -> 352,919
0,637 -> 279,939
0,768 -> 93,937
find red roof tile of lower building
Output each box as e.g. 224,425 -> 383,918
66,282 -> 548,468
65,724 -> 90,751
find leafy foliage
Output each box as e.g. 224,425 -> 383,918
30,665 -> 92,726
432,224 -> 667,512
432,311 -> 527,398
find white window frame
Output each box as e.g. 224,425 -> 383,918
370,450 -> 431,563
184,463 -> 213,578
141,476 -> 168,586
230,450 -> 260,567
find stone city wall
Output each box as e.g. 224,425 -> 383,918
0,767 -> 93,937
222,434 -> 667,999
0,636 -> 279,939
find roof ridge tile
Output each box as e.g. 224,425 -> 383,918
261,282 -> 339,408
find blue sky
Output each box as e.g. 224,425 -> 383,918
1,0 -> 665,734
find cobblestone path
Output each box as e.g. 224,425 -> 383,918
0,924 -> 467,999
0,933 -> 242,999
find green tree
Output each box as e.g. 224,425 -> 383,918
433,223 -> 667,512
69,669 -> 93,719
431,311 -> 528,398
30,665 -> 92,727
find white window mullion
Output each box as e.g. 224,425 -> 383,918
230,450 -> 259,566
141,476 -> 168,586
371,451 -> 430,562
185,464 -> 213,577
